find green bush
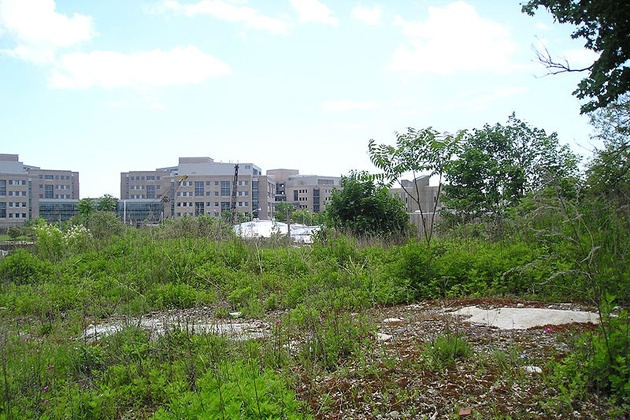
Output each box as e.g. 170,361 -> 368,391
551,301 -> 629,408
0,249 -> 54,285
423,332 -> 472,370
151,361 -> 310,420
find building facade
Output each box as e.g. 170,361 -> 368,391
267,169 -> 340,214
0,154 -> 79,229
120,157 -> 276,224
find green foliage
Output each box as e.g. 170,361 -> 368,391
522,0 -> 630,113
0,249 -> 54,285
443,114 -> 580,228
77,198 -> 96,217
274,201 -> 295,223
586,96 -> 630,205
550,299 -> 629,408
326,171 -> 410,238
152,361 -> 310,420
97,194 -> 118,212
423,332 -> 472,370
155,214 -> 233,240
369,126 -> 460,247
7,227 -> 21,240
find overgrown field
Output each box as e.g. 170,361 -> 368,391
0,218 -> 628,419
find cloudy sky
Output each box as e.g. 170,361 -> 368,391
0,0 -> 598,198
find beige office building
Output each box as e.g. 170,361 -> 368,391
267,169 -> 340,214
0,154 -> 79,229
120,157 -> 276,223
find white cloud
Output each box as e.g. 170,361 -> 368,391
49,45 -> 231,89
322,100 -> 379,111
290,0 -> 338,26
153,0 -> 290,35
351,4 -> 382,26
388,1 -> 517,74
0,0 -> 94,63
561,48 -> 599,69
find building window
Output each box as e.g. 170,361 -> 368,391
44,184 -> 53,199
0,180 -> 5,196
221,202 -> 230,211
195,202 -> 204,216
195,181 -> 204,197
146,185 -> 155,199
0,202 -> 5,218
220,181 -> 230,196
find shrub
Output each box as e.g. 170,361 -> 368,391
151,361 -> 311,420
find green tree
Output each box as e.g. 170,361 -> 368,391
291,209 -> 317,225
77,198 -> 96,217
522,0 -> 630,113
97,194 -> 118,212
274,202 -> 295,223
443,115 -> 580,224
325,171 -> 409,238
368,127 -> 460,246
586,95 -> 630,204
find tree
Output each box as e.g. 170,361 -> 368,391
368,127 -> 460,247
77,198 -> 96,217
97,194 -> 118,212
325,171 -> 409,238
274,202 -> 295,222
443,114 -> 580,223
522,0 -> 630,113
586,95 -> 630,203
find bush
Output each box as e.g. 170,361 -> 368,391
152,361 -> 310,420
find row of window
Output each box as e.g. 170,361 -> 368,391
7,180 -> 26,185
38,194 -> 72,199
6,213 -> 27,218
130,185 -> 161,190
8,191 -> 27,196
129,175 -> 161,181
39,174 -> 72,180
37,184 -> 71,190
8,202 -> 27,207
174,190 -> 250,197
176,202 -> 250,207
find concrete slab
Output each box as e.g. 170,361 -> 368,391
449,306 -> 600,330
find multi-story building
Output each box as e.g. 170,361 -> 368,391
389,175 -> 442,214
0,154 -> 79,229
120,157 -> 276,223
267,169 -> 340,214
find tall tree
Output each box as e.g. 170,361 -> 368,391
586,95 -> 630,203
443,115 -> 580,223
97,194 -> 118,212
368,127 -> 461,247
326,171 -> 409,238
77,198 -> 96,217
522,0 -> 630,113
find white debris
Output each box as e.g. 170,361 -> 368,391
450,306 -> 599,330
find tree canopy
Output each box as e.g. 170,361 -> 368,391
586,95 -> 630,203
443,114 -> 580,222
368,127 -> 461,246
325,171 -> 409,237
522,0 -> 630,113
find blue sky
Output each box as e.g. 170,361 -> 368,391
0,0 -> 599,198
